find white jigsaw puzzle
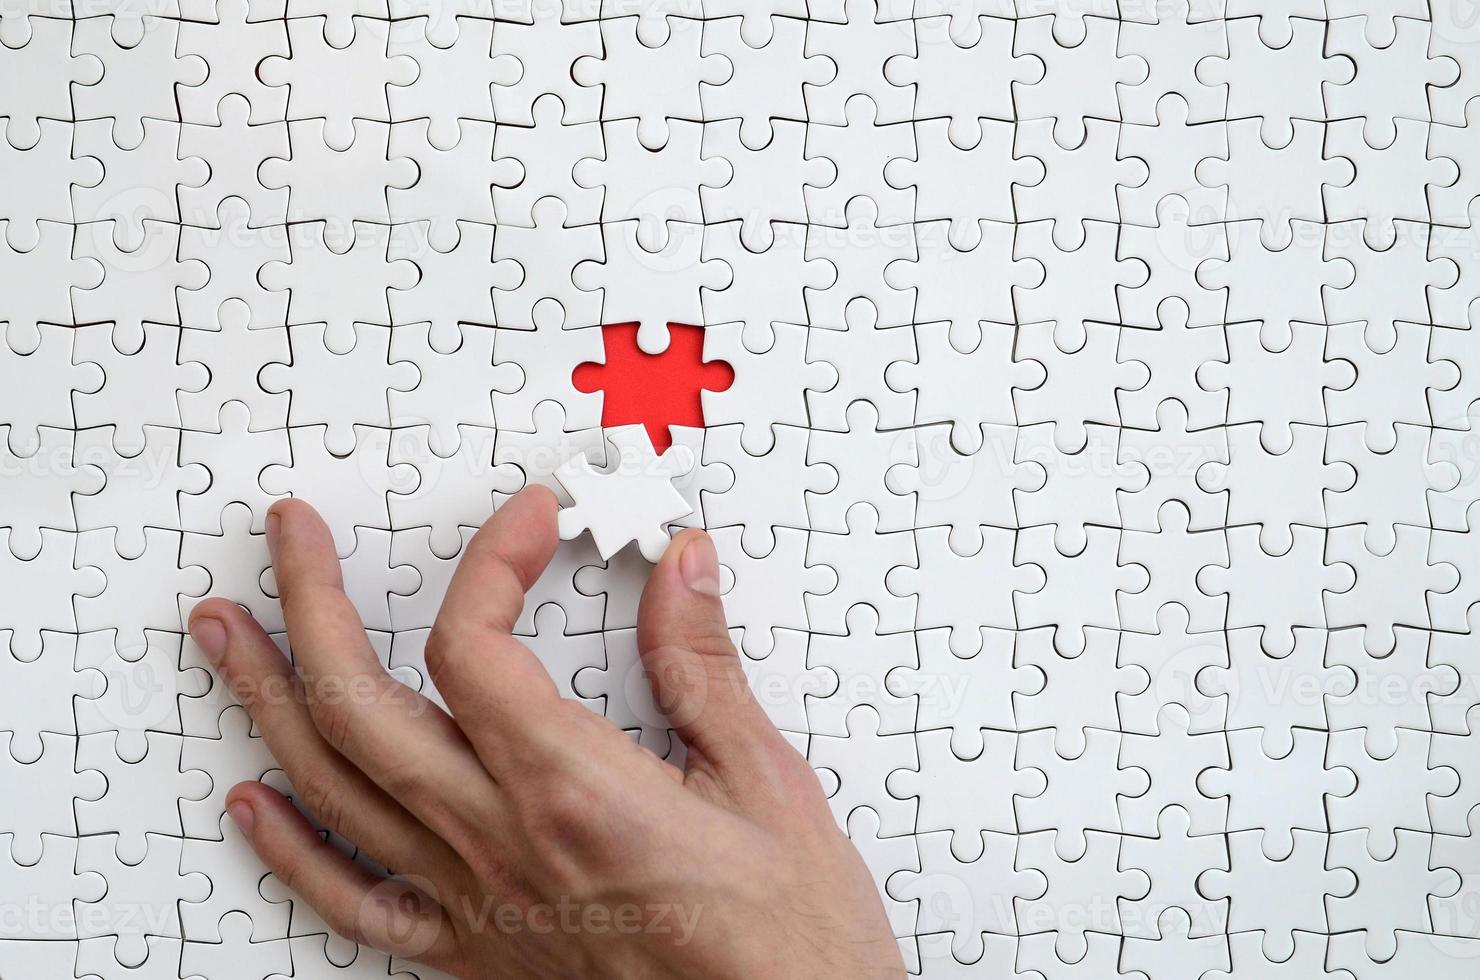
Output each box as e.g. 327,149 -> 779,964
2,1 -> 1480,977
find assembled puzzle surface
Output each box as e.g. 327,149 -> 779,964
3,0 -> 1480,975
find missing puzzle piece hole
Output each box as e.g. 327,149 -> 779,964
573,323 -> 734,454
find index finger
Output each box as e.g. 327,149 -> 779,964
423,486 -> 568,752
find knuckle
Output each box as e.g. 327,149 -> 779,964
421,629 -> 455,685
375,756 -> 428,802
771,731 -> 817,779
684,626 -> 739,662
319,895 -> 370,948
779,745 -> 824,794
295,769 -> 349,833
278,585 -> 329,624
515,769 -> 603,855
308,696 -> 359,756
275,854 -> 305,894
776,746 -> 833,813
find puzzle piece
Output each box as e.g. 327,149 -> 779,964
889,829 -> 1045,965
1198,728 -> 1356,860
76,833 -> 208,966
75,731 -> 211,864
556,426 -> 695,561
1196,524 -> 1356,657
1199,828 -> 1355,961
0,832 -> 104,940
258,15 -> 417,150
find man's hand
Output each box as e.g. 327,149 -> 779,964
187,487 -> 904,979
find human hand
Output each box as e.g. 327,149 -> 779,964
187,487 -> 904,979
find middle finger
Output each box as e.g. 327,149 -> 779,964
268,498 -> 503,857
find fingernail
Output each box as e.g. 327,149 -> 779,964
190,615 -> 227,665
679,533 -> 722,597
227,799 -> 255,837
265,508 -> 281,558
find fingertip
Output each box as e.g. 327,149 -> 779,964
188,596 -> 236,628
642,530 -> 686,607
657,527 -> 704,568
195,592 -> 270,621
674,529 -> 722,597
228,780 -> 322,849
189,596 -> 274,643
187,608 -> 228,664
639,529 -> 730,651
663,526 -> 707,555
226,780 -> 287,836
266,498 -> 346,588
266,497 -> 313,553
515,482 -> 559,514
487,484 -> 560,555
269,497 -> 340,545
265,502 -> 284,554
228,777 -> 275,803
649,529 -> 724,606
267,496 -> 312,521
226,795 -> 256,837
189,598 -> 273,668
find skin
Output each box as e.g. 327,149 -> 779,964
187,487 -> 905,980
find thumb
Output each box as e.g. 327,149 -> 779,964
636,529 -> 791,774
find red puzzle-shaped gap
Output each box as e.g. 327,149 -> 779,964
573,323 -> 735,453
